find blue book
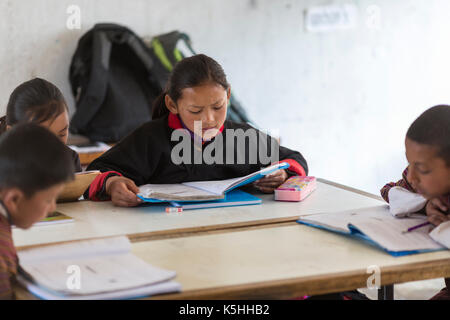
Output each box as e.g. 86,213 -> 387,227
137,162 -> 289,203
296,206 -> 445,257
168,189 -> 261,210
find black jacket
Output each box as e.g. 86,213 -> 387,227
87,115 -> 308,186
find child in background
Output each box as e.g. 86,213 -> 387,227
86,54 -> 308,206
0,124 -> 74,299
380,105 -> 450,300
0,78 -> 82,172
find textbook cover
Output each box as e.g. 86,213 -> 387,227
34,211 -> 74,226
168,189 -> 262,210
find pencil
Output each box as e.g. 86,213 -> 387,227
402,221 -> 431,234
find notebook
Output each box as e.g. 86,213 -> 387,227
34,211 -> 74,226
168,189 -> 262,210
138,162 -> 289,202
17,236 -> 181,299
297,205 -> 445,256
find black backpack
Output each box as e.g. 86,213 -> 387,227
69,23 -> 161,142
69,24 -> 252,142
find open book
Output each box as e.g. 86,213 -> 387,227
138,162 -> 289,202
17,236 -> 181,299
297,205 -> 445,256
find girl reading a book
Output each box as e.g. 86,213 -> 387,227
0,78 -> 81,172
86,54 -> 308,207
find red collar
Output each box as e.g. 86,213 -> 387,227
168,112 -> 184,130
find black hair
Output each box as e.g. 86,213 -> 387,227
152,54 -> 230,119
406,105 -> 450,166
0,123 -> 74,197
0,78 -> 68,134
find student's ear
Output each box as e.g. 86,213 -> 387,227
165,95 -> 178,114
6,125 -> 11,131
226,87 -> 231,100
2,188 -> 25,219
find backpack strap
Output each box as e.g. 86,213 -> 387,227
151,31 -> 195,71
70,26 -> 112,134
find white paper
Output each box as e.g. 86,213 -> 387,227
18,275 -> 181,300
184,162 -> 288,195
429,221 -> 450,248
138,183 -> 221,201
18,236 -> 131,264
21,253 -> 175,295
388,186 -> 427,217
18,236 -> 177,296
183,177 -> 243,195
350,212 -> 441,252
68,142 -> 111,153
299,206 -> 444,253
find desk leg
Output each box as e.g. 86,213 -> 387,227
378,285 -> 394,300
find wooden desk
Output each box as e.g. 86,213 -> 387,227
128,223 -> 450,299
15,221 -> 450,300
13,179 -> 384,248
13,179 -> 450,300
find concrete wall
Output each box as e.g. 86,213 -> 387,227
1,0 -> 450,194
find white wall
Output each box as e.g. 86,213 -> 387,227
1,0 -> 450,195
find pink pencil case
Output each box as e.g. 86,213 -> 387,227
274,176 -> 316,202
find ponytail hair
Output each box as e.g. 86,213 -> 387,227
1,78 -> 68,135
152,54 -> 230,119
0,116 -> 7,135
151,91 -> 169,119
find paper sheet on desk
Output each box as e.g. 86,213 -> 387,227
430,221 -> 450,248
299,206 -> 444,253
138,183 -> 221,201
18,236 -> 176,295
18,275 -> 181,300
348,210 -> 439,252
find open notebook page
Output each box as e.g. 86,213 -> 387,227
138,183 -> 223,201
183,162 -> 289,195
18,236 -> 176,295
349,209 -> 442,252
299,205 -> 389,233
300,206 -> 444,253
18,236 -> 131,264
18,275 -> 181,300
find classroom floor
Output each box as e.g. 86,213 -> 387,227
358,278 -> 446,300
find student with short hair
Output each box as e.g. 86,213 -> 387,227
0,78 -> 82,172
0,123 -> 74,299
86,54 -> 308,207
381,105 -> 450,300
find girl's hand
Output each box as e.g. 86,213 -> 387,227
426,198 -> 449,226
253,169 -> 288,193
106,176 -> 143,207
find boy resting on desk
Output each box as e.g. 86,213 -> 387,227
0,124 -> 74,299
380,105 -> 450,300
